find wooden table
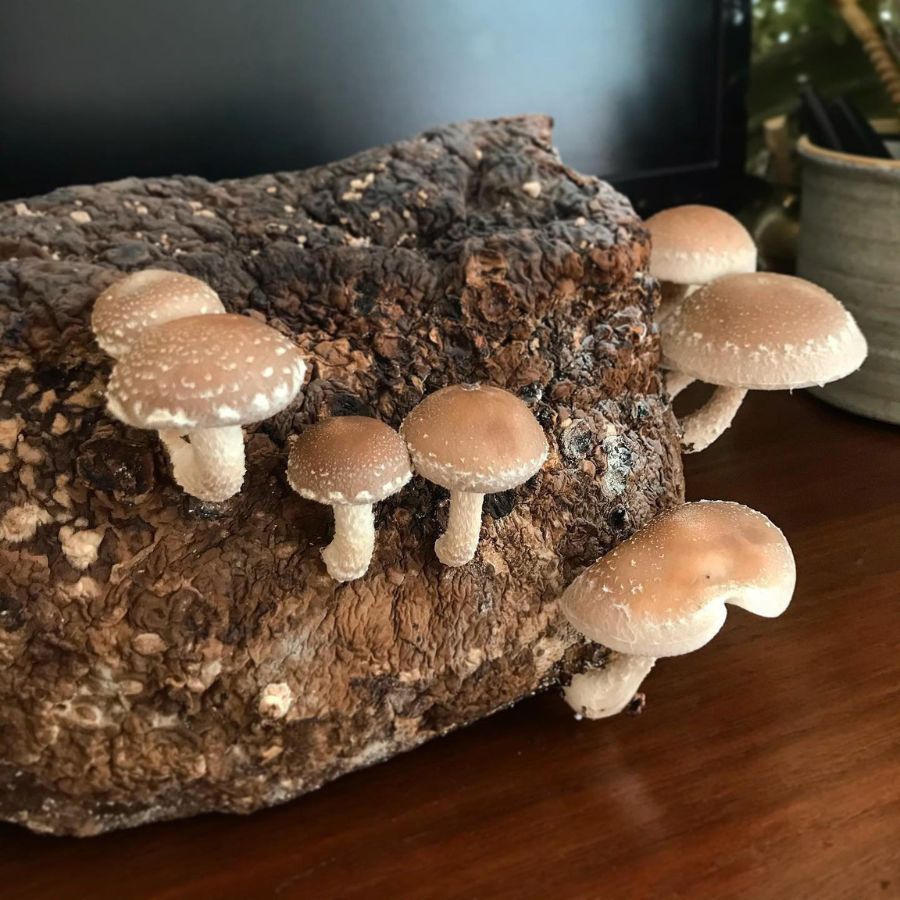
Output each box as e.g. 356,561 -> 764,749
3,391 -> 898,900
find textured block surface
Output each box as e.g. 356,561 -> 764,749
0,116 -> 683,835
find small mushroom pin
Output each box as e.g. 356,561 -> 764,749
646,205 -> 757,325
92,269 -> 225,358
560,501 -> 796,719
662,272 -> 867,452
106,314 -> 306,502
401,384 -> 547,567
287,416 -> 412,582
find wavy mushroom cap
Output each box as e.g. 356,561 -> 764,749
662,273 -> 867,389
560,501 -> 796,658
106,314 -> 306,430
92,269 -> 225,357
287,416 -> 412,505
402,384 -> 547,493
647,205 -> 757,285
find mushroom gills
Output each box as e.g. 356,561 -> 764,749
565,654 -> 656,719
322,504 -> 376,583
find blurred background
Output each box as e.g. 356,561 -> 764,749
0,0 -> 747,209
1,1 -> 896,213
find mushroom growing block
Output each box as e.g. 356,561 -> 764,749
662,272 -> 867,452
0,114 -> 684,836
402,384 -> 548,567
287,416 -> 412,582
91,268 -> 225,358
561,501 -> 796,719
106,314 -> 306,501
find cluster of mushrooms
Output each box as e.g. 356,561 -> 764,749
556,204 -> 866,717
91,205 -> 867,720
91,270 -> 547,582
647,205 -> 867,452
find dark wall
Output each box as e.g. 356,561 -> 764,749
0,0 -> 748,207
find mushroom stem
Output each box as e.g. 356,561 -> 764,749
679,386 -> 748,453
435,490 -> 485,567
321,504 -> 375,582
564,654 -> 656,719
665,370 -> 695,399
159,425 -> 245,502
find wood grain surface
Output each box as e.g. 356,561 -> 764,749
2,390 -> 898,900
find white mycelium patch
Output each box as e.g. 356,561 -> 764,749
0,503 -> 52,543
58,526 -> 103,571
258,682 -> 293,719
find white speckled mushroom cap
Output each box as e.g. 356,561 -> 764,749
106,314 -> 306,430
647,205 -> 757,284
287,416 -> 412,505
401,384 -> 547,493
661,273 -> 868,389
560,501 -> 796,658
92,269 -> 225,358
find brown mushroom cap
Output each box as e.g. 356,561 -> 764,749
647,205 -> 757,284
287,416 -> 412,505
92,269 -> 225,356
402,384 -> 547,493
662,273 -> 867,389
106,314 -> 306,430
561,501 -> 796,658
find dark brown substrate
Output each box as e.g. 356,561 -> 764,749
0,116 -> 682,835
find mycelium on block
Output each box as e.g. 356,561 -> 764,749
0,116 -> 683,836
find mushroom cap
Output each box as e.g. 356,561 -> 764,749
662,273 -> 867,389
92,269 -> 225,357
560,501 -> 795,658
287,416 -> 412,505
401,384 -> 547,493
106,314 -> 306,430
646,205 -> 757,284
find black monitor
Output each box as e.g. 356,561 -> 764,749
0,0 -> 750,212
